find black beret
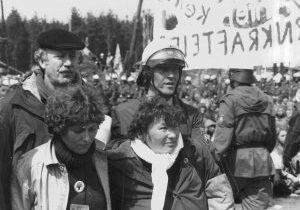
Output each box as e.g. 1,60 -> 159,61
37,29 -> 85,50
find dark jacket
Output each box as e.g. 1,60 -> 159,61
110,96 -> 206,144
0,84 -> 49,210
212,86 -> 276,178
107,139 -> 234,210
283,102 -> 300,168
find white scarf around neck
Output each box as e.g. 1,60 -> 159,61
130,133 -> 184,210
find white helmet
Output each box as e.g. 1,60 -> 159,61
111,73 -> 118,79
185,76 -> 192,81
105,75 -> 111,81
203,74 -> 210,80
210,74 -> 217,80
293,71 -> 300,78
92,74 -> 99,80
141,38 -> 185,68
120,75 -> 127,81
127,76 -> 135,82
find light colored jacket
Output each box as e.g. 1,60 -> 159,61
11,140 -> 111,210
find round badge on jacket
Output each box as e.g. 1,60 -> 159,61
74,181 -> 85,193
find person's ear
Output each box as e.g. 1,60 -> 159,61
38,58 -> 47,69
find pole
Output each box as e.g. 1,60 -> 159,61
125,0 -> 143,74
68,18 -> 72,32
0,0 -> 5,32
0,0 -> 9,68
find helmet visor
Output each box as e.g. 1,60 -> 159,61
146,48 -> 185,68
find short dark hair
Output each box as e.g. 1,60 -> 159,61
45,85 -> 105,135
136,65 -> 153,90
128,96 -> 185,139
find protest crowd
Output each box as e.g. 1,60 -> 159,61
1,4 -> 300,210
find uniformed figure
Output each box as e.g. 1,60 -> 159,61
110,38 -> 206,144
0,29 -> 85,210
211,68 -> 276,209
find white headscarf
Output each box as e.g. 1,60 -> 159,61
130,133 -> 184,210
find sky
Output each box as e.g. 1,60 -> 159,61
3,0 -> 154,22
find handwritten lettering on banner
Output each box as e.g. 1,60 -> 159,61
153,0 -> 300,69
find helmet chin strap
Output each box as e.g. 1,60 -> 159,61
229,80 -> 235,89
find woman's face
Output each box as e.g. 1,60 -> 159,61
146,118 -> 180,154
278,130 -> 287,145
61,122 -> 99,154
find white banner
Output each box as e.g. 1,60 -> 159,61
153,0 -> 300,69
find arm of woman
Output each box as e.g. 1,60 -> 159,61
187,139 -> 235,210
205,173 -> 235,210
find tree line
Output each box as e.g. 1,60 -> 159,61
0,7 -> 153,74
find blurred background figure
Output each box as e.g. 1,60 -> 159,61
0,84 -> 10,98
204,118 -> 216,142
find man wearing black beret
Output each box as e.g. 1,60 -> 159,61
0,29 -> 85,210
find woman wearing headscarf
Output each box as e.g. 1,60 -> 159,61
107,96 -> 234,210
11,85 -> 111,210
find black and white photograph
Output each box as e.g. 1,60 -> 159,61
1,0 -> 300,209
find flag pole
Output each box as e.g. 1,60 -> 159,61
0,0 -> 9,66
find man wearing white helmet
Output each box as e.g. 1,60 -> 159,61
109,38 -> 235,210
111,38 -> 206,143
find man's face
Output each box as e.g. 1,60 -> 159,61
152,64 -> 181,96
40,49 -> 80,89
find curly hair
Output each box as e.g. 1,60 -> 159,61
128,96 -> 185,139
45,85 -> 105,135
33,48 -> 48,64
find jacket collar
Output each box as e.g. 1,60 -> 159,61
43,140 -> 61,167
93,151 -> 112,210
107,140 -> 154,187
10,75 -> 45,118
22,72 -> 41,101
